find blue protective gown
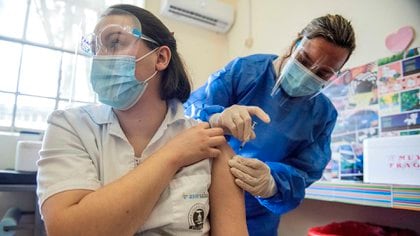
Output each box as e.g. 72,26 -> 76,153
184,54 -> 337,236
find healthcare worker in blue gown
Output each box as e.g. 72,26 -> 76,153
185,14 -> 356,235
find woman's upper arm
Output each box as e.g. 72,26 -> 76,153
209,143 -> 248,236
42,189 -> 91,216
41,189 -> 92,233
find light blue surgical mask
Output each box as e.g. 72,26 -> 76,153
278,58 -> 327,97
90,48 -> 158,110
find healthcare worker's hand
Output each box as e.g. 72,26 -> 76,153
162,122 -> 226,168
209,105 -> 270,141
228,155 -> 277,198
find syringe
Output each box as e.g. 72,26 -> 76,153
239,121 -> 257,150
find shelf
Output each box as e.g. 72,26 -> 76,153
0,184 -> 36,192
305,181 -> 420,211
0,184 -> 45,236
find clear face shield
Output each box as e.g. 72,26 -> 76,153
271,37 -> 349,98
79,8 -> 160,110
81,8 -> 158,57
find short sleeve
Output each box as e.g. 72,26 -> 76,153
36,110 -> 101,210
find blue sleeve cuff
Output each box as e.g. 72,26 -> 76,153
198,105 -> 225,122
256,162 -> 305,215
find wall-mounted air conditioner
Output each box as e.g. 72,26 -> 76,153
160,0 -> 235,34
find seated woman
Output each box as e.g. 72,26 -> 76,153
36,4 -> 248,236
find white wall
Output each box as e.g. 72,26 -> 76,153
145,0 -> 232,89
228,0 -> 420,70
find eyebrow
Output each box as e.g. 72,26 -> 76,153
301,50 -> 314,64
301,50 -> 339,72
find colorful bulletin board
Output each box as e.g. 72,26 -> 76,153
322,47 -> 420,182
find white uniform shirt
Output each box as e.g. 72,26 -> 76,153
37,99 -> 211,235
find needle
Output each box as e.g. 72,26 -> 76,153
239,121 -> 257,150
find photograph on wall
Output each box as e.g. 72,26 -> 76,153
323,74 -> 353,112
324,135 -> 365,181
378,92 -> 400,115
332,109 -> 379,136
339,144 -> 363,181
400,129 -> 420,136
377,61 -> 403,95
402,55 -> 420,76
400,74 -> 420,91
346,63 -> 378,109
323,133 -> 356,181
324,62 -> 378,110
400,88 -> 420,112
380,111 -> 420,132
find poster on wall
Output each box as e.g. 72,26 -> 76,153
322,47 -> 420,182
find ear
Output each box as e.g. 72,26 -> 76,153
155,46 -> 171,71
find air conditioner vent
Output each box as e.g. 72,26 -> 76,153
160,0 -> 234,33
169,5 -> 219,26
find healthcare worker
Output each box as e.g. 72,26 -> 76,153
185,14 -> 356,235
37,5 -> 248,236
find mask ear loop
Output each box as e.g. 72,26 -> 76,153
271,39 -> 306,97
135,47 -> 160,84
135,47 -> 159,62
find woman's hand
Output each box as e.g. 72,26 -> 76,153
160,122 -> 226,168
209,105 -> 270,141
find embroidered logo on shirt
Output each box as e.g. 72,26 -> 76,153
188,203 -> 206,230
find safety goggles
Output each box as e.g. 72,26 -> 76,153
80,9 -> 159,56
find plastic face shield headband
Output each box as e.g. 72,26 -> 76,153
81,10 -> 159,56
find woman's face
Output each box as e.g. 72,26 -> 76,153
93,15 -> 142,57
94,14 -> 159,83
294,37 -> 350,81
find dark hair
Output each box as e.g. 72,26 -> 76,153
108,4 -> 191,102
279,14 -> 356,72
